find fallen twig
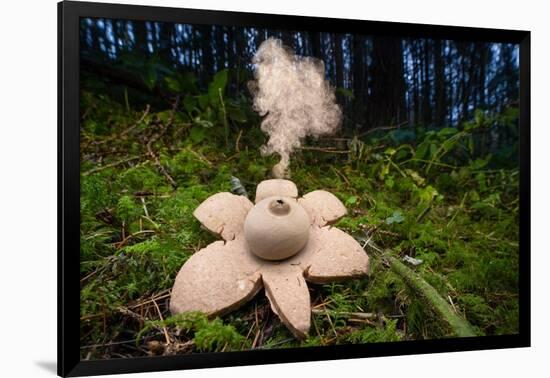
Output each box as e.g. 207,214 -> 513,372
145,97 -> 180,188
331,166 -> 350,186
80,339 -> 136,350
299,146 -> 350,154
152,298 -> 171,345
254,337 -> 295,350
235,129 -> 243,152
146,141 -> 178,188
93,104 -> 151,146
361,236 -> 477,338
118,306 -> 147,323
140,197 -> 150,218
311,308 -> 378,320
322,304 -> 338,338
129,289 -> 171,310
185,148 -> 213,167
356,121 -> 409,138
384,252 -> 476,337
83,156 -> 141,176
116,230 -> 156,249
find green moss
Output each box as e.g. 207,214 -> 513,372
137,312 -> 246,352
345,319 -> 402,343
79,89 -> 520,358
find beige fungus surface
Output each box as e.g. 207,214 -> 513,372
171,179 -> 369,339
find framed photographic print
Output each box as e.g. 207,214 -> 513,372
58,0 -> 530,376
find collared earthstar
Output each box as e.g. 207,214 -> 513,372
170,179 -> 370,339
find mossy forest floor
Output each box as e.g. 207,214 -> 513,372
80,90 -> 519,359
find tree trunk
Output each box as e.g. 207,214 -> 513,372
461,44 -> 478,124
215,26 -> 226,71
434,39 -> 446,126
421,39 -> 432,125
132,21 -> 148,56
90,19 -> 101,52
502,43 -> 518,102
198,25 -> 213,80
478,43 -> 488,108
227,27 -> 236,69
369,36 -> 406,127
310,32 -> 322,58
412,40 -> 420,125
105,19 -> 117,57
333,33 -> 344,89
352,34 -> 366,128
281,30 -> 295,50
445,42 -> 457,126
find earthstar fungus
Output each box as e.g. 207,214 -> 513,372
170,179 -> 370,339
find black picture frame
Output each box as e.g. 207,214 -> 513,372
58,1 -> 531,376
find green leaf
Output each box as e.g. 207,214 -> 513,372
141,66 -> 157,91
379,163 -> 390,180
429,143 -> 438,158
345,196 -> 358,205
156,110 -> 173,124
469,190 -> 480,202
202,107 -> 214,122
458,167 -> 470,180
438,127 -> 458,137
442,138 -> 456,152
177,72 -> 198,93
405,169 -> 425,186
394,148 -> 409,161
417,185 -> 439,203
228,106 -> 247,123
450,170 -> 459,181
197,94 -> 209,110
415,141 -> 429,160
189,126 -> 206,143
193,117 -> 214,129
208,69 -> 228,104
384,147 -> 396,156
164,76 -> 181,93
116,195 -> 138,222
476,172 -> 487,191
474,109 -> 485,126
470,156 -> 491,170
336,87 -> 355,99
183,96 -> 198,114
386,210 -> 405,225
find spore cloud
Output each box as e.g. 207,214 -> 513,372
249,38 -> 342,177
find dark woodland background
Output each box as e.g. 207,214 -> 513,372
79,18 -> 520,359
81,18 -> 519,136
